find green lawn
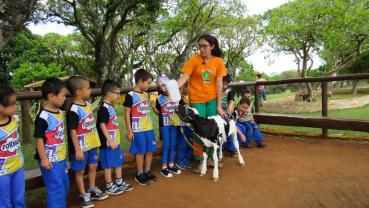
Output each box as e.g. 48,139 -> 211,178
262,104 -> 369,137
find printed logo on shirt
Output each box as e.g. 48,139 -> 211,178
0,117 -> 23,176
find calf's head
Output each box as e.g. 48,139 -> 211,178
176,104 -> 200,124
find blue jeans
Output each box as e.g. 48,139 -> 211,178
176,126 -> 193,166
259,89 -> 267,104
39,160 -> 69,208
0,167 -> 25,208
237,121 -> 264,144
160,126 -> 178,165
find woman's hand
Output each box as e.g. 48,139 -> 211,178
217,105 -> 226,117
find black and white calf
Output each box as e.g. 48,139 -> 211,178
176,104 -> 245,181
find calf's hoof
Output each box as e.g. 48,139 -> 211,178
213,178 -> 219,182
200,173 -> 205,177
240,163 -> 246,167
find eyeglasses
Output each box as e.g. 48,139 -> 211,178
198,44 -> 210,50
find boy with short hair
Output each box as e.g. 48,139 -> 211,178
66,76 -> 108,208
97,79 -> 133,195
221,74 -> 237,157
123,69 -> 157,186
34,78 -> 69,208
0,85 -> 25,208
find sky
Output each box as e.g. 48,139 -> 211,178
27,0 -> 323,75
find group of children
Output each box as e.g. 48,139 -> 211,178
0,69 -> 265,208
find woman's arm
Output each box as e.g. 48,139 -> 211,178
216,77 -> 225,116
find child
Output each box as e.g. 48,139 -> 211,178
66,76 -> 108,208
175,81 -> 193,170
221,74 -> 235,113
123,69 -> 157,185
151,74 -> 181,177
242,90 -> 255,114
0,86 -> 25,208
233,97 -> 265,148
221,74 -> 237,157
97,79 -> 133,195
34,78 -> 69,208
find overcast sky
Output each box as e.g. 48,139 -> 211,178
27,0 -> 323,75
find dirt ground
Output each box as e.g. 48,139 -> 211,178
29,136 -> 369,208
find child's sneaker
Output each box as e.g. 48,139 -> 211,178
257,142 -> 266,148
243,143 -> 253,148
135,173 -> 149,186
161,168 -> 173,177
79,193 -> 94,208
145,170 -> 157,182
88,187 -> 109,201
116,181 -> 134,192
230,151 -> 238,158
106,183 -> 124,195
168,166 -> 181,175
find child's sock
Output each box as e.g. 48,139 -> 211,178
144,168 -> 151,173
106,182 -> 113,188
115,178 -> 123,185
137,170 -> 144,175
169,162 -> 174,168
161,164 -> 167,170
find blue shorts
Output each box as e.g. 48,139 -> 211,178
39,160 -> 69,208
0,167 -> 25,208
71,148 -> 98,171
100,146 -> 124,169
129,130 -> 156,154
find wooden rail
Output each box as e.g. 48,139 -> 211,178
16,73 -> 369,190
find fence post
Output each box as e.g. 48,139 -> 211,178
254,84 -> 260,113
20,100 -> 32,144
321,81 -> 328,137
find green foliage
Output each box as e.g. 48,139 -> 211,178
11,62 -> 67,90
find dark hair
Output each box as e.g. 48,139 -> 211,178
134,69 -> 153,84
102,79 -> 121,96
223,74 -> 233,83
41,78 -> 66,100
0,85 -> 16,107
198,34 -> 223,58
238,96 -> 251,106
256,73 -> 263,78
66,76 -> 89,96
243,90 -> 251,94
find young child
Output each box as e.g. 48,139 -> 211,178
233,97 -> 265,148
123,69 -> 157,185
221,74 -> 238,157
97,79 -> 133,195
0,86 -> 25,208
175,81 -> 193,170
66,76 -> 108,208
221,74 -> 235,113
151,74 -> 181,177
34,78 -> 69,208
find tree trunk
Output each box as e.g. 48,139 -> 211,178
20,100 -> 31,144
352,80 -> 359,95
93,40 -> 107,86
0,0 -> 37,51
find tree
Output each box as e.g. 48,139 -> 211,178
0,0 -> 38,51
11,62 -> 67,90
0,28 -> 53,85
319,0 -> 369,76
42,0 -> 162,85
262,0 -> 323,100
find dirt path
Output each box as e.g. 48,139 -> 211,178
263,95 -> 369,113
27,136 -> 369,208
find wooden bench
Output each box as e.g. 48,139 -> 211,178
294,91 -> 309,101
253,113 -> 369,133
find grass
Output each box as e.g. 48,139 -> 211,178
262,104 -> 369,137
